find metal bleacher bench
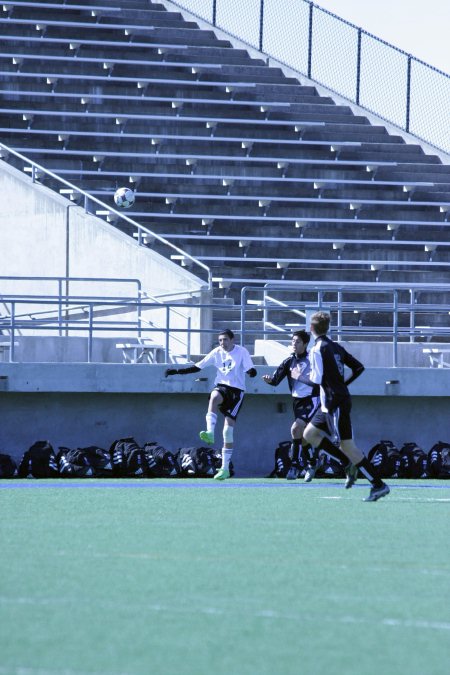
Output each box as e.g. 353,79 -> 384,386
422,348 -> 450,368
115,338 -> 164,364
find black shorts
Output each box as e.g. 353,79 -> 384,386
212,384 -> 245,421
292,396 -> 320,423
309,398 -> 353,441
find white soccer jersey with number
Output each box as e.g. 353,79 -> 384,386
195,344 -> 254,391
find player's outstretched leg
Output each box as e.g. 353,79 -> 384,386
349,455 -> 390,502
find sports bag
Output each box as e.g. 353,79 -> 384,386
398,442 -> 428,478
176,446 -> 216,477
367,440 -> 400,478
18,441 -> 59,478
268,441 -> 293,478
316,451 -> 345,478
0,453 -> 17,478
427,441 -> 450,478
110,438 -> 148,477
143,442 -> 180,478
58,446 -> 113,478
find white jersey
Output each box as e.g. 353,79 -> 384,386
195,344 -> 254,391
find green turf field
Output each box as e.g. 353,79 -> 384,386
1,479 -> 449,675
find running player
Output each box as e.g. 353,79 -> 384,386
303,311 -> 390,502
165,329 -> 257,480
262,330 -> 320,481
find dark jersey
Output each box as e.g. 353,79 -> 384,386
265,352 -> 319,399
309,335 -> 364,413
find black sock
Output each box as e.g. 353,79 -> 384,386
291,438 -> 301,463
356,457 -> 384,487
317,437 -> 349,466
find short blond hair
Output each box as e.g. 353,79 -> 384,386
310,311 -> 330,336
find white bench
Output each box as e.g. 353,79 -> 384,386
116,338 -> 164,364
422,348 -> 450,368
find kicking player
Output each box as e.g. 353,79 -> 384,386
303,311 -> 390,502
262,330 -> 320,481
165,329 -> 257,480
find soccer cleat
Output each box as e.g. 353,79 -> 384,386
286,463 -> 299,480
363,483 -> 390,502
199,430 -> 214,445
345,463 -> 358,489
214,468 -> 230,481
304,463 -> 317,483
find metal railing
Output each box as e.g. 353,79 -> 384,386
240,283 -> 450,366
0,142 -> 212,288
170,0 -> 450,154
1,283 -> 450,366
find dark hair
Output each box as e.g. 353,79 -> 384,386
219,329 -> 234,339
310,311 -> 330,336
292,330 -> 310,344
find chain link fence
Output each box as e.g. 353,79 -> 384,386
170,0 -> 450,154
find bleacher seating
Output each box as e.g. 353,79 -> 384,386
1,0 -> 450,340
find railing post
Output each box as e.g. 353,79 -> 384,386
409,289 -> 415,343
240,287 -> 247,347
187,316 -> 191,361
58,278 -> 63,337
212,0 -> 217,26
87,304 -> 93,363
393,291 -> 398,367
356,28 -> 362,105
165,305 -> 170,363
307,1 -> 314,79
259,0 -> 265,53
10,301 -> 16,363
337,291 -> 343,342
405,55 -> 412,133
263,288 -> 268,339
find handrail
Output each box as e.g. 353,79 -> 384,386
170,0 -> 450,155
240,283 -> 450,366
1,290 -> 449,365
0,142 -> 212,288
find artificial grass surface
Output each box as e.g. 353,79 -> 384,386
0,479 -> 449,675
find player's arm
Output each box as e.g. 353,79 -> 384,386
165,365 -> 201,377
344,353 -> 365,386
262,360 -> 288,386
165,349 -> 217,377
242,347 -> 257,378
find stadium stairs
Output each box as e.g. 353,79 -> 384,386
1,0 -> 450,348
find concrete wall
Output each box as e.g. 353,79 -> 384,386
1,363 -> 449,476
0,160 -> 211,354
255,339 -> 444,368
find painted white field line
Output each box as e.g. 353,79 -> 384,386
1,596 -> 448,632
0,668 -> 130,675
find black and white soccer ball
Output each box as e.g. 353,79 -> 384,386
114,187 -> 135,209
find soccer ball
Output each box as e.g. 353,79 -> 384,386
114,187 -> 135,209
